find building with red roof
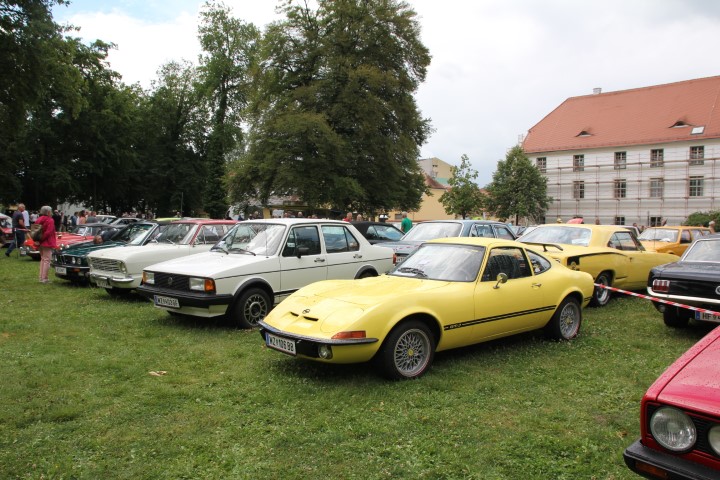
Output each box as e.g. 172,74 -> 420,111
522,75 -> 720,226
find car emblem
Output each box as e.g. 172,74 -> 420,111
716,286 -> 720,295
167,277 -> 173,286
302,309 -> 311,314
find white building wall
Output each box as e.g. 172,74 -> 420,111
533,140 -> 720,227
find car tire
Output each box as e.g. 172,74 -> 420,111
545,296 -> 582,340
357,270 -> 376,279
377,320 -> 435,380
105,287 -> 130,296
590,272 -> 612,307
230,288 -> 271,329
663,306 -> 690,328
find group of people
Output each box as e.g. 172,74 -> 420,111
5,203 -> 57,283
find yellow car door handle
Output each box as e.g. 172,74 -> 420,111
532,283 -> 542,288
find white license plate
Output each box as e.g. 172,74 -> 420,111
154,295 -> 180,308
695,311 -> 720,322
266,333 -> 296,355
55,266 -> 67,275
94,277 -> 110,288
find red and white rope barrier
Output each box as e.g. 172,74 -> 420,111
594,283 -> 720,317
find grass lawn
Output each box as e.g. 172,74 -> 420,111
0,253 -> 712,479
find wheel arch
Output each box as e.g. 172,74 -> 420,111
230,278 -> 275,306
354,265 -> 379,279
383,312 -> 442,348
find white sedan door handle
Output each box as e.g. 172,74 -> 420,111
314,258 -> 326,263
353,254 -> 363,259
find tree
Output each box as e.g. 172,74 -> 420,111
230,0 -> 431,215
140,61 -> 207,216
439,154 -> 484,219
197,1 -> 260,218
484,145 -> 551,224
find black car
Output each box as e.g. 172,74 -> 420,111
647,234 -> 720,328
380,220 -> 517,264
51,221 -> 166,283
351,221 -> 404,245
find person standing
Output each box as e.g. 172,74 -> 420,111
78,210 -> 87,224
401,211 -> 412,233
6,203 -> 26,257
35,206 -> 57,283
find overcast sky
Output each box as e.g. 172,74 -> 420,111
53,0 -> 720,186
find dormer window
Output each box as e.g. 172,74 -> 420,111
576,130 -> 592,137
671,121 -> 689,128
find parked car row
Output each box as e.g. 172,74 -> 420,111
36,216 -> 720,477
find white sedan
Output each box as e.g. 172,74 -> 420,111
136,219 -> 394,328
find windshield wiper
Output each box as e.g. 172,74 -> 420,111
228,247 -> 256,256
397,267 -> 427,277
211,244 -> 229,254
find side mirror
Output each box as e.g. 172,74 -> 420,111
297,246 -> 310,258
493,272 -> 508,289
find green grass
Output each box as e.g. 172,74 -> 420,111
0,253 -> 711,479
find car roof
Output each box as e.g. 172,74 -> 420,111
239,218 -> 349,225
169,219 -> 237,225
644,225 -> 709,230
428,237 -> 525,248
420,219 -> 507,225
535,223 -> 624,232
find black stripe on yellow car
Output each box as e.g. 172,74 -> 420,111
443,305 -> 557,331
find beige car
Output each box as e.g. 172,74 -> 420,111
638,226 -> 710,256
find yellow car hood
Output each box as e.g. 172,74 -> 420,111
268,275 -> 450,336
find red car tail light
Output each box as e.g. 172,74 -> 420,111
653,279 -> 670,293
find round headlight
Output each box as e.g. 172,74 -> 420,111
650,407 -> 696,452
709,425 -> 720,456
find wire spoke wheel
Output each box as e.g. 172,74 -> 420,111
558,301 -> 581,339
392,328 -> 431,377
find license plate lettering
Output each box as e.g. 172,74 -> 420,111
266,333 -> 296,355
695,311 -> 720,322
94,277 -> 109,288
154,295 -> 180,308
55,266 -> 67,275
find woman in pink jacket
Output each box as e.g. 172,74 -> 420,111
35,206 -> 57,283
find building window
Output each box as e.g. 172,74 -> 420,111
573,154 -> 584,172
689,176 -> 704,197
614,216 -> 625,225
649,178 -> 664,198
690,146 -> 704,165
649,216 -> 663,227
614,179 -> 627,199
614,152 -> 627,170
650,149 -> 664,168
573,181 -> 585,199
536,157 -> 547,173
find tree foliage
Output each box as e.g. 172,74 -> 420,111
197,0 -> 260,219
484,145 -> 551,224
439,154 -> 484,219
229,0 -> 431,214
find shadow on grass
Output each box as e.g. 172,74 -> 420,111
261,329 -> 546,384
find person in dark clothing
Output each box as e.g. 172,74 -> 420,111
6,203 -> 26,256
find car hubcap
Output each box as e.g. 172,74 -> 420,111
595,278 -> 609,303
394,329 -> 430,377
244,295 -> 268,325
559,303 -> 580,338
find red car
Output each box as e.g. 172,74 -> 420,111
21,223 -> 118,260
0,213 -> 12,247
624,326 -> 720,479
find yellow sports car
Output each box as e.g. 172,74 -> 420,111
519,224 -> 679,307
259,238 -> 594,380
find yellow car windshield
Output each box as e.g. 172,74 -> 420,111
390,244 -> 485,282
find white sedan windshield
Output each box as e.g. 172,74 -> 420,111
216,223 -> 286,256
391,244 -> 485,282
